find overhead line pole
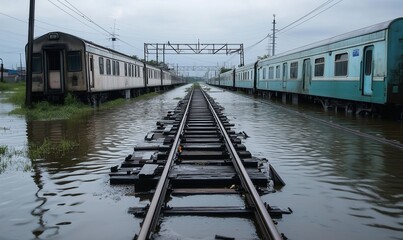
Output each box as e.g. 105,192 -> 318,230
26,0 -> 35,107
0,58 -> 3,82
272,14 -> 276,56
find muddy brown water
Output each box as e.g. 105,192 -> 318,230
1,84 -> 402,239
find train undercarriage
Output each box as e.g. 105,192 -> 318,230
218,85 -> 403,119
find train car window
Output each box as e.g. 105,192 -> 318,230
32,53 -> 42,74
335,53 -> 348,76
67,51 -> 81,72
124,63 -> 128,76
269,67 -> 274,79
112,61 -> 116,75
116,61 -> 120,76
276,66 -> 280,79
364,50 -> 373,75
106,59 -> 111,75
290,62 -> 298,79
314,58 -> 325,77
99,57 -> 104,75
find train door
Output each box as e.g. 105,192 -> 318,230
303,59 -> 311,91
362,46 -> 374,96
282,62 -> 288,88
45,49 -> 64,93
89,55 -> 94,88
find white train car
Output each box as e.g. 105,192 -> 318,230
29,32 -> 178,103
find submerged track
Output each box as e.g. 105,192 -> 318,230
137,89 -> 281,239
110,87 -> 286,239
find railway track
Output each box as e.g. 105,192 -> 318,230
110,86 -> 288,239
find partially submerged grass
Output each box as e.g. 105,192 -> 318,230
0,82 -> 26,106
0,138 -> 79,173
11,98 -> 92,120
0,82 -> 25,92
0,145 -> 30,173
28,138 -> 79,160
3,83 -> 163,120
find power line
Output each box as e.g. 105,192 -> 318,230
48,1 -> 143,54
243,0 -> 344,53
57,0 -> 112,35
47,0 -> 103,33
0,11 -> 26,24
277,0 -> 344,35
277,0 -> 336,33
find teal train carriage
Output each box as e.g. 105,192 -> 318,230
213,18 -> 403,116
235,63 -> 256,92
219,69 -> 235,88
256,17 -> 403,114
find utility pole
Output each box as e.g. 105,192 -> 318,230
111,19 -> 118,50
272,14 -> 276,56
0,58 -> 3,82
26,0 -> 35,107
19,53 -> 23,81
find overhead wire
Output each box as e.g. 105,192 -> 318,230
277,0 -> 344,35
47,0 -> 105,34
46,0 -> 145,54
276,0 -> 336,33
56,0 -> 112,35
224,0 -> 344,65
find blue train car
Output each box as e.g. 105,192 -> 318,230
256,18 -> 403,113
219,69 -> 235,88
211,18 -> 403,115
235,63 -> 256,90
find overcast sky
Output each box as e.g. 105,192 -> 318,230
1,0 -> 402,75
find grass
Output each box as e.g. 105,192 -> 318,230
0,145 -> 30,173
28,138 -> 79,160
0,82 -> 26,106
10,95 -> 92,120
2,82 -> 164,120
0,82 -> 25,92
0,138 -> 79,173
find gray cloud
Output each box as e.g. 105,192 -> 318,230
0,0 -> 401,71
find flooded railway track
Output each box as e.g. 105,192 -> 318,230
110,87 -> 289,239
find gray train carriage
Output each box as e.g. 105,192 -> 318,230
256,17 -> 403,114
29,32 -> 156,102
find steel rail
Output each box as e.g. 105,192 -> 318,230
201,89 -> 283,240
136,89 -> 194,240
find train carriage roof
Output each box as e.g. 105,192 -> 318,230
33,31 -> 142,62
261,17 -> 403,62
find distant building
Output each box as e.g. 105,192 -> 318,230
1,68 -> 26,82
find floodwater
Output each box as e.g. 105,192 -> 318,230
1,84 -> 403,240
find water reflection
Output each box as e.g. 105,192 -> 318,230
208,86 -> 403,240
0,86 -> 190,240
2,84 -> 403,239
